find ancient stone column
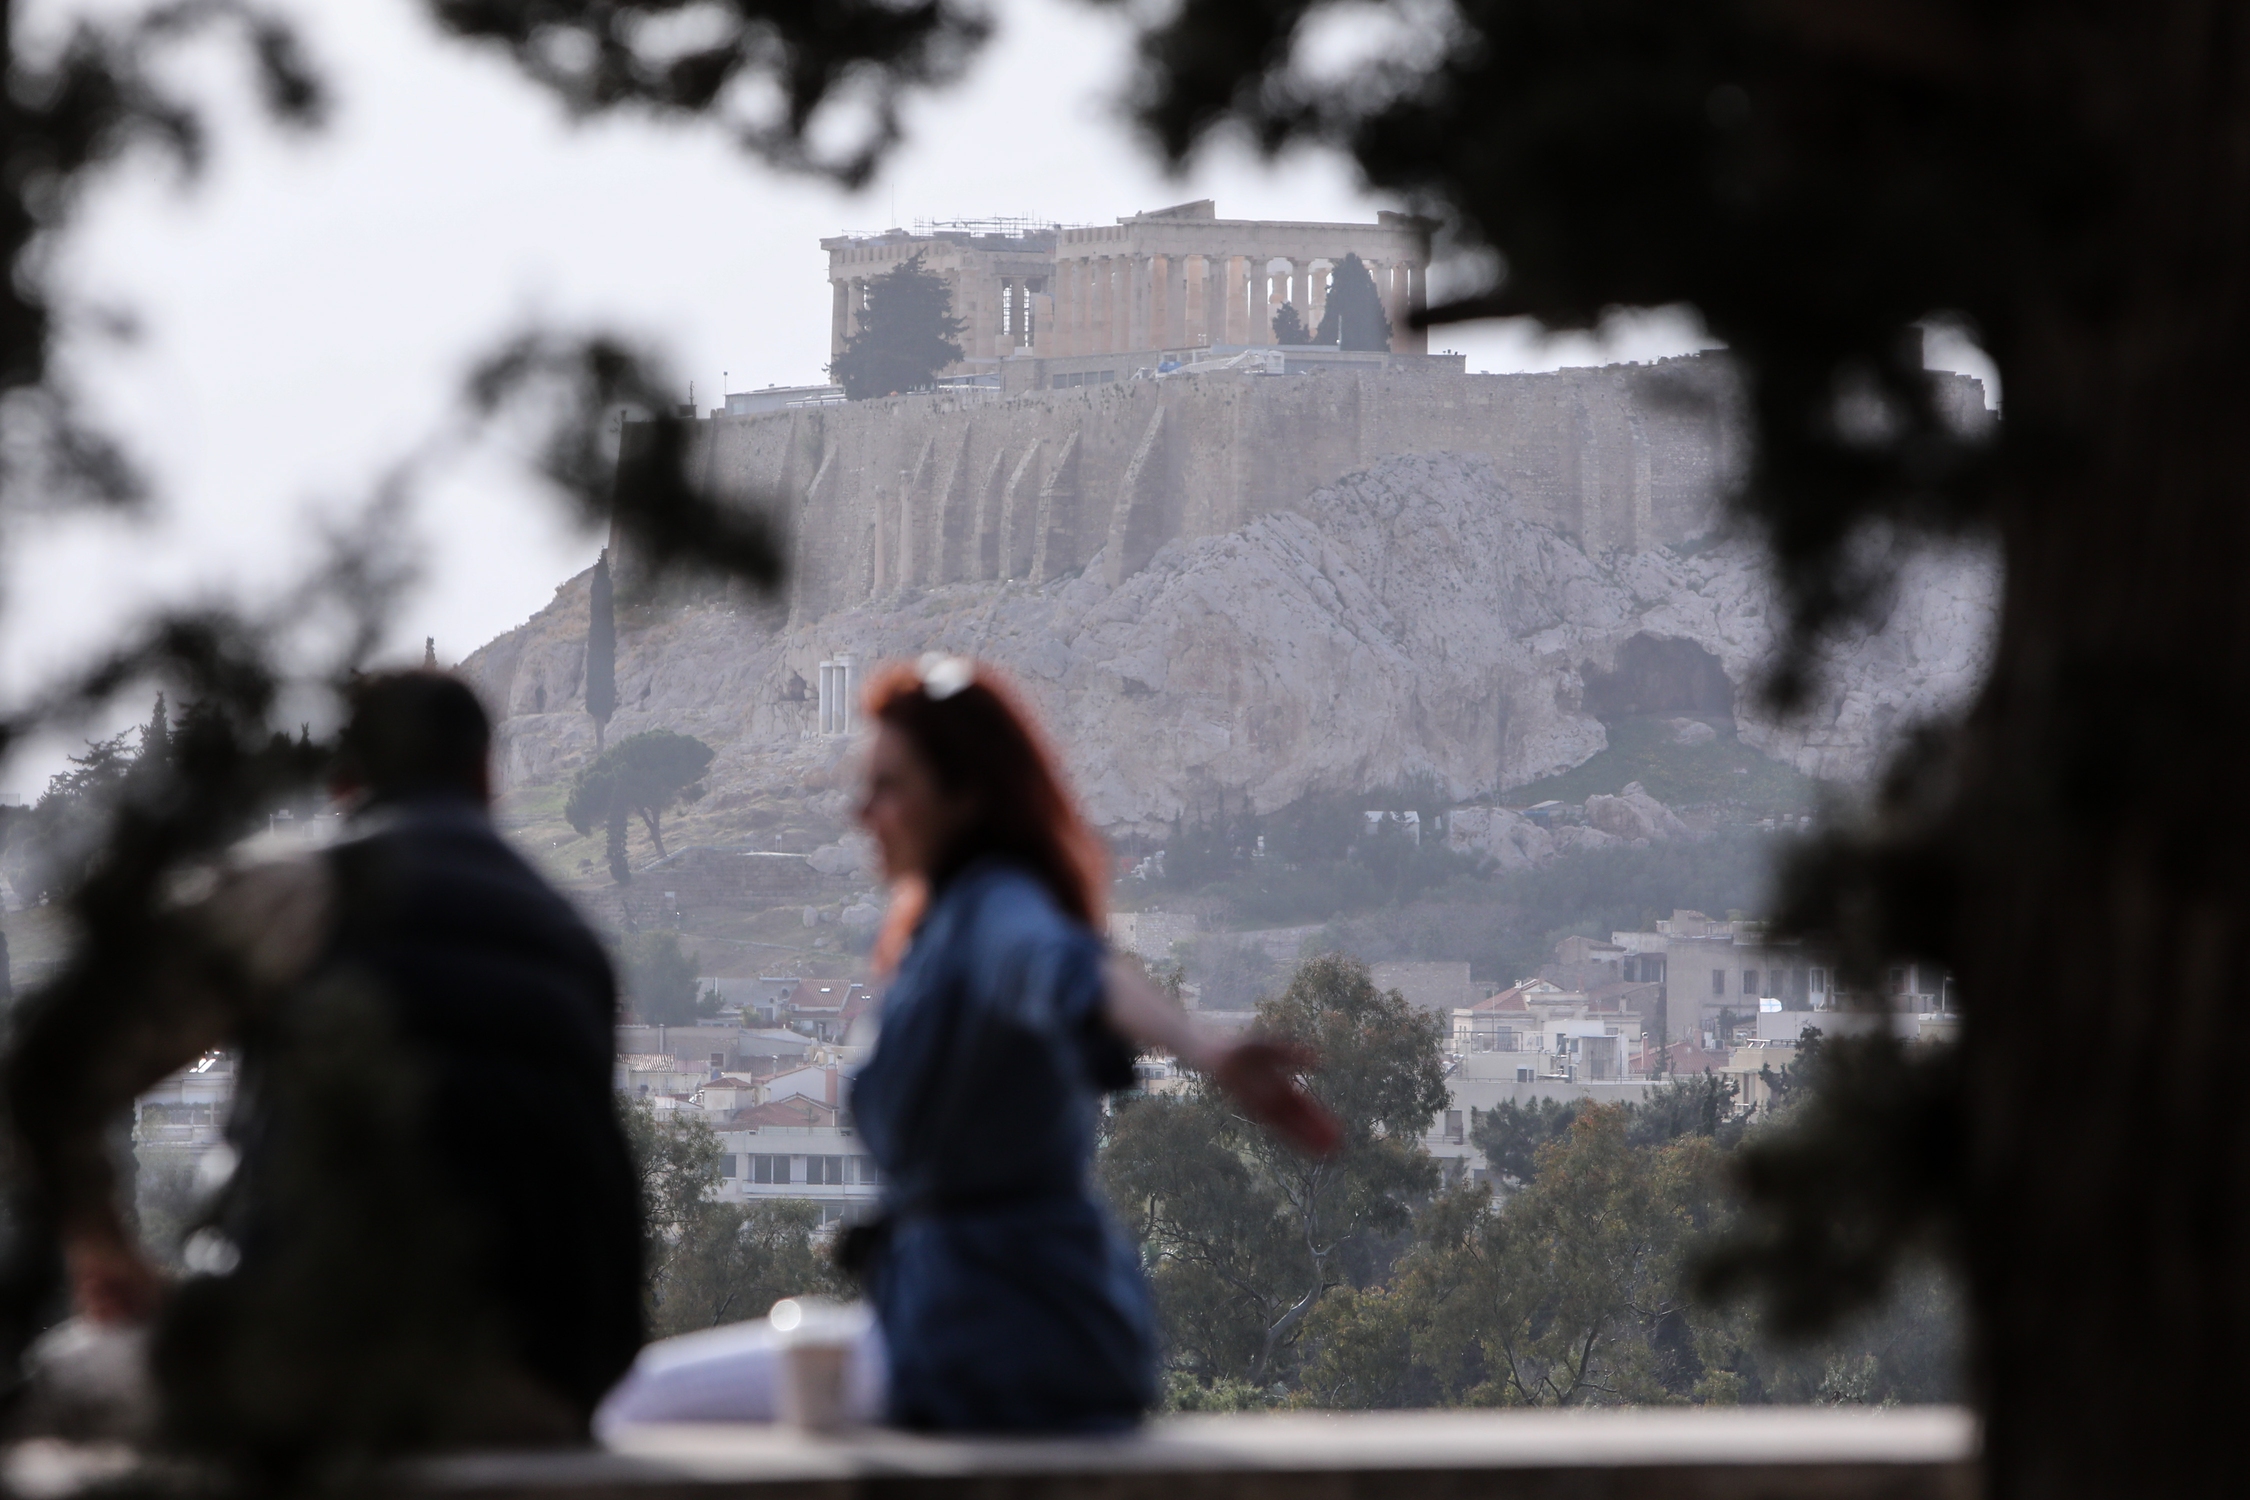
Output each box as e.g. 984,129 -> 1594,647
1404,262 -> 1429,354
1202,255 -> 1227,348
1093,258 -> 1111,355
1109,258 -> 1125,353
1151,255 -> 1168,351
830,279 -> 849,363
1308,259 -> 1331,332
1086,258 -> 1103,354
1072,260 -> 1091,356
1128,256 -> 1151,352
1179,258 -> 1197,353
1289,260 -> 1312,325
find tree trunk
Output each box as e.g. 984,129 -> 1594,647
1959,23 -> 2250,1492
607,803 -> 631,885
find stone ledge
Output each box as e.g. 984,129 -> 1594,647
416,1407 -> 1978,1500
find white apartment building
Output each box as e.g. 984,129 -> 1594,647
1450,981 -> 1649,1083
714,1119 -> 882,1225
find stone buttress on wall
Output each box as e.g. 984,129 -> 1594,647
620,355 -> 1787,623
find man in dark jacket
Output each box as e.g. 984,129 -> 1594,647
5,672 -> 641,1466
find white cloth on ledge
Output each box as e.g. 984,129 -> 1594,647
594,1307 -> 888,1439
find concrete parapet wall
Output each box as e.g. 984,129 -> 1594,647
409,1406 -> 1978,1500
627,357 -> 1766,625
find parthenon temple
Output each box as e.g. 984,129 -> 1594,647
823,200 -> 1431,386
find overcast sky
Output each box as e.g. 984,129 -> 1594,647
1,0 -> 1992,798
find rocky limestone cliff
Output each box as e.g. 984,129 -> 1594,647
462,453 -> 1996,845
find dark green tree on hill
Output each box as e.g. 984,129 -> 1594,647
828,254 -> 965,399
1311,255 -> 1392,352
1272,302 -> 1313,346
566,729 -> 713,883
586,549 -> 616,751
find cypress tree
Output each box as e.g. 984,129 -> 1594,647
1272,302 -> 1313,346
828,253 -> 967,399
1312,255 -> 1391,351
587,549 -> 616,751
141,693 -> 170,764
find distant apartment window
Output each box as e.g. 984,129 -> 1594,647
721,1155 -> 738,1178
1712,969 -> 1726,996
853,1155 -> 881,1185
1890,966 -> 1908,993
1811,968 -> 1827,994
1793,967 -> 1808,1000
1445,1110 -> 1464,1143
1743,969 -> 1758,996
749,1154 -> 785,1184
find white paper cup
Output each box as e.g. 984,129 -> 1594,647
770,1298 -> 862,1433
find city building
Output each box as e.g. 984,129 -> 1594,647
715,1095 -> 880,1225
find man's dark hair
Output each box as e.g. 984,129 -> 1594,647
336,672 -> 491,802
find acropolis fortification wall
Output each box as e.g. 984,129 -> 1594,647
637,355 -> 1770,624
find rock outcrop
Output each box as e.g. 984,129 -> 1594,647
462,453 -> 1996,843
1443,806 -> 1557,871
1586,782 -> 1694,844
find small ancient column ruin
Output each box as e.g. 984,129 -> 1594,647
817,654 -> 858,736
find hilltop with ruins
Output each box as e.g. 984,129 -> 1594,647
461,201 -> 1996,913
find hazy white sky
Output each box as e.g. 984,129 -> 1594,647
1,0 -> 1990,798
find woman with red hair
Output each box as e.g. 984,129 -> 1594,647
595,656 -> 1332,1436
846,655 -> 1334,1432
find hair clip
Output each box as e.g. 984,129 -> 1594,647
917,653 -> 974,701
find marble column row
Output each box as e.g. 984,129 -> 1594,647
1045,252 -> 1429,357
